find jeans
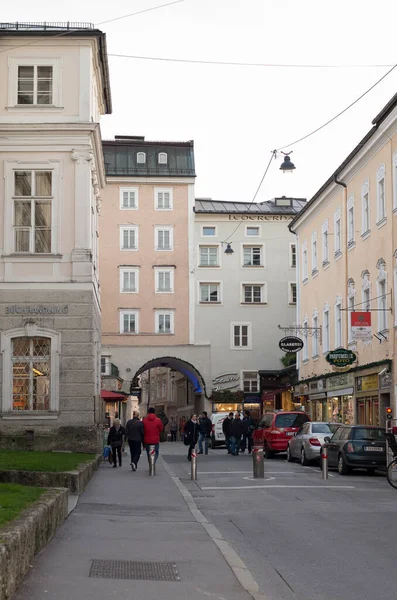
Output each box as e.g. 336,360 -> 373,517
198,433 -> 209,453
170,430 -> 177,442
145,443 -> 159,462
128,440 -> 142,466
112,445 -> 122,465
230,436 -> 241,456
240,434 -> 253,453
225,437 -> 231,453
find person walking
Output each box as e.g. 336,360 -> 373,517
143,407 -> 164,462
222,412 -> 234,454
241,410 -> 254,454
229,412 -> 243,456
198,411 -> 212,455
184,414 -> 199,461
107,418 -> 125,468
125,411 -> 144,471
179,416 -> 187,443
169,417 -> 178,442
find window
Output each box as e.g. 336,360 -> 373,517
243,246 -> 262,266
335,298 -> 342,347
348,295 -> 355,343
155,269 -> 174,293
155,188 -> 173,210
362,181 -> 370,234
155,227 -> 173,251
311,232 -> 318,273
393,152 -> 397,211
13,170 -> 52,253
243,284 -> 264,303
17,65 -> 53,105
322,220 -> 329,264
347,195 -> 355,245
137,152 -> 146,164
200,283 -> 220,303
155,311 -> 174,334
363,287 -> 370,311
312,314 -> 319,357
377,164 -> 386,224
11,337 -> 51,411
290,243 -> 296,268
202,226 -> 216,236
302,243 -> 308,281
120,310 -> 139,334
120,268 -> 138,293
246,226 -> 260,237
323,306 -> 330,352
120,187 -> 138,210
120,226 -> 138,250
302,319 -> 308,360
199,246 -> 219,266
289,282 -> 297,304
334,208 -> 341,255
101,356 -> 107,375
231,323 -> 252,349
158,153 -> 168,164
377,260 -> 388,332
243,372 -> 258,392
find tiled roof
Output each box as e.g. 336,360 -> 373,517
194,197 -> 306,214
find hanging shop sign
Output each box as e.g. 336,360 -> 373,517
279,336 -> 304,353
351,312 -> 372,341
326,348 -> 357,369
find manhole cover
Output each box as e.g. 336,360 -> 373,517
89,560 -> 180,581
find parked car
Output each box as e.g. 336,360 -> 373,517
210,412 -> 229,448
252,411 -> 311,458
287,422 -> 336,465
322,425 -> 386,474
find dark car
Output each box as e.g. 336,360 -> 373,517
252,411 -> 311,458
322,425 -> 386,475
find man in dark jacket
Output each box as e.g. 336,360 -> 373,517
229,412 -> 243,456
222,412 -> 234,454
143,407 -> 164,462
198,411 -> 212,455
184,414 -> 199,461
241,410 -> 254,454
125,411 -> 144,471
107,418 -> 125,468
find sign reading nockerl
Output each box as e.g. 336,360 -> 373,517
279,336 -> 304,353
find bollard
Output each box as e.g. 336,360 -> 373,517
321,446 -> 328,480
252,445 -> 264,479
149,444 -> 156,476
191,447 -> 198,481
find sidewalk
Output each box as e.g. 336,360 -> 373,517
14,443 -> 253,600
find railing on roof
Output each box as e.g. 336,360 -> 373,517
0,22 -> 95,30
105,166 -> 196,176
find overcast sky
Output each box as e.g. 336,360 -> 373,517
3,0 -> 397,203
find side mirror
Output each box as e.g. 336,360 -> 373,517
324,436 -> 331,443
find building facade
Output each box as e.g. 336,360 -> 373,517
0,22 -> 111,451
290,92 -> 397,427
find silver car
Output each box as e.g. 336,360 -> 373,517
287,422 -> 335,465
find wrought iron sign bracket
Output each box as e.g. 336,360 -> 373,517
278,324 -> 322,344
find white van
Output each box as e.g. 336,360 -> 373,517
210,413 -> 230,448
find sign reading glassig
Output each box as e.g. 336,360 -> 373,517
326,348 -> 357,369
279,336 -> 304,353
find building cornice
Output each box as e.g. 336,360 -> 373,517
106,176 -> 196,185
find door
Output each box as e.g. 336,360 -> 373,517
326,427 -> 343,466
289,425 -> 303,458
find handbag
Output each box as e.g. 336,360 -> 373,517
112,440 -> 122,448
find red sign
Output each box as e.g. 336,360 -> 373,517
351,312 -> 371,341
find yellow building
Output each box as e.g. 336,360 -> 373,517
290,93 -> 397,427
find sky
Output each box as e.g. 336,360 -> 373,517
3,0 -> 397,203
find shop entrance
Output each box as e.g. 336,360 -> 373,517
357,397 -> 380,426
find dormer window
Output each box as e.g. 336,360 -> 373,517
158,153 -> 168,165
137,152 -> 146,164
275,197 -> 293,207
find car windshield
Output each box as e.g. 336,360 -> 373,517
352,428 -> 385,442
275,413 -> 310,428
312,423 -> 332,434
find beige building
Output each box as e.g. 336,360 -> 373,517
290,92 -> 397,427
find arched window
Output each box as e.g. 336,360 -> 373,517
137,152 -> 146,164
158,152 -> 167,165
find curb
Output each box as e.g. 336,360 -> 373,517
160,457 -> 268,600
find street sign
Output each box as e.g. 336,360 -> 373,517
351,312 -> 372,341
279,336 -> 304,353
326,348 -> 357,368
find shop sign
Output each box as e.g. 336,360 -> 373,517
327,373 -> 354,391
294,383 -> 309,395
309,379 -> 326,393
326,348 -> 357,369
243,394 -> 261,403
380,371 -> 392,389
351,312 -> 372,341
212,373 -> 240,392
356,374 -> 378,392
6,304 -> 69,315
228,215 -> 293,222
279,336 -> 304,353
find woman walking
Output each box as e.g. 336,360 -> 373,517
125,411 -> 144,471
184,414 -> 199,461
107,418 -> 125,468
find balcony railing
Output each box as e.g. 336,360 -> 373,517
0,22 -> 94,30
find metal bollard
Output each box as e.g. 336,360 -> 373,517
148,444 -> 156,476
252,445 -> 264,479
321,446 -> 328,480
191,447 -> 198,481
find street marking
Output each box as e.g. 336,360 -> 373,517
243,476 -> 276,481
201,485 -> 355,490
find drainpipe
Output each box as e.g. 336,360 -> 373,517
334,175 -> 348,347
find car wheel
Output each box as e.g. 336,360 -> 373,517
211,436 -> 216,450
337,454 -> 350,475
286,445 -> 293,462
264,443 -> 274,459
301,447 -> 309,466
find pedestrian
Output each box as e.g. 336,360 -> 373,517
107,418 -> 125,468
143,407 -> 164,462
158,410 -> 169,442
198,411 -> 212,455
229,412 -> 243,456
184,414 -> 199,461
169,417 -> 178,442
179,416 -> 187,443
222,412 -> 234,454
125,410 -> 144,471
241,410 -> 254,454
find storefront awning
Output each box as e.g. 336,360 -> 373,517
101,390 -> 127,401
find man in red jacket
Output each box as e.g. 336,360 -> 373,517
143,407 -> 164,462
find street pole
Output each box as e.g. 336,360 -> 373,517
148,444 -> 156,476
191,446 -> 197,481
252,445 -> 264,479
321,446 -> 328,480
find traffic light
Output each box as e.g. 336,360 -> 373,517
386,407 -> 393,421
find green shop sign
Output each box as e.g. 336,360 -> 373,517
326,348 -> 357,368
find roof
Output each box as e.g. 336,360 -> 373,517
0,22 -> 112,114
289,90 -> 397,231
103,138 -> 196,177
194,197 -> 307,214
